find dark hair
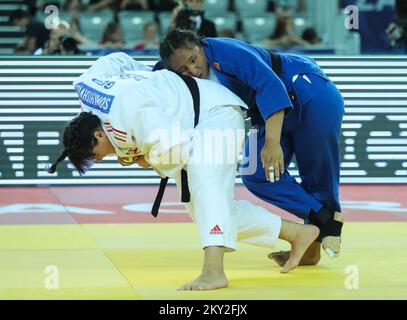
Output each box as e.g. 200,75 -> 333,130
101,21 -> 122,43
9,9 -> 28,24
302,27 -> 320,44
159,28 -> 203,68
271,14 -> 292,40
49,112 -> 101,175
59,35 -> 81,54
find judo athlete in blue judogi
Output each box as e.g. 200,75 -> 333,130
156,29 -> 345,265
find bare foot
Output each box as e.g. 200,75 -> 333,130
177,272 -> 228,291
280,225 -> 320,274
268,242 -> 321,266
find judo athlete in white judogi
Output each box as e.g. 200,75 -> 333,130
49,53 -> 319,291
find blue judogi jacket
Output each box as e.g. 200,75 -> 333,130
155,37 -> 329,131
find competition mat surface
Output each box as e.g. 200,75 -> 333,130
0,184 -> 406,300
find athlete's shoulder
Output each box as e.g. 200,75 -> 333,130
204,37 -> 249,50
203,37 -> 254,63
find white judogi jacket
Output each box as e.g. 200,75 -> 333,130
73,53 -> 247,179
73,53 -> 283,252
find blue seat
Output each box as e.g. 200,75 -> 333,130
79,11 -> 114,42
212,13 -> 238,33
235,0 -> 268,17
158,12 -> 171,35
242,13 -> 277,43
119,11 -> 155,43
204,0 -> 229,15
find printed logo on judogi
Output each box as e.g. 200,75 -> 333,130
128,147 -> 140,155
213,62 -> 221,71
75,82 -> 115,114
210,225 -> 223,235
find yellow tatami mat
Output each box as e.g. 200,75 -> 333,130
1,222 -> 406,299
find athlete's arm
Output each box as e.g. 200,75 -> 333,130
262,110 -> 285,182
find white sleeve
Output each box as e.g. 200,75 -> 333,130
74,52 -> 152,85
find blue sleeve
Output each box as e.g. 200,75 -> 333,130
208,39 -> 293,121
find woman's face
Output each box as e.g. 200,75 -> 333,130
144,24 -> 158,41
90,130 -> 115,161
167,44 -> 209,79
110,27 -> 123,42
185,0 -> 203,10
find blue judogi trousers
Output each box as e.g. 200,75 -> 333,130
242,74 -> 345,221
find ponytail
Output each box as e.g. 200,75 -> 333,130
49,112 -> 101,175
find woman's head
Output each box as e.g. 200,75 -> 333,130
271,12 -> 294,39
63,0 -> 81,12
102,21 -> 123,43
49,112 -> 114,175
159,28 -> 209,79
184,0 -> 204,10
143,21 -> 159,41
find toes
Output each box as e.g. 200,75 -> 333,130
177,283 -> 205,291
280,265 -> 291,274
268,251 -> 290,267
267,251 -> 286,259
177,284 -> 192,291
273,257 -> 287,267
280,261 -> 296,274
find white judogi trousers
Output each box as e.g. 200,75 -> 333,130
174,105 -> 282,252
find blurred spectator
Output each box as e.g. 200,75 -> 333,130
63,0 -> 92,45
59,35 -> 83,54
9,9 -> 51,54
42,19 -> 90,55
297,0 -> 306,13
87,0 -> 114,12
262,9 -> 307,48
169,0 -> 217,38
119,0 -> 150,10
386,0 -> 407,51
43,20 -> 70,54
99,21 -> 125,49
87,0 -> 152,12
134,21 -> 160,49
63,0 -> 84,17
151,0 -> 178,12
218,28 -> 236,38
302,27 -> 321,45
275,0 -> 306,13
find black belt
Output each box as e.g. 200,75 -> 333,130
249,52 -> 295,125
151,74 -> 200,217
270,52 -> 296,103
270,52 -> 283,77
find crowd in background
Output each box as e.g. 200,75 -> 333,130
7,0 -> 329,55
8,0 -> 404,55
